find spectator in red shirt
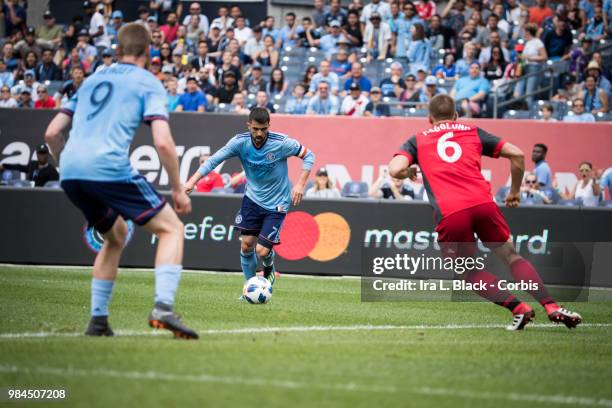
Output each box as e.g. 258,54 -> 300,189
34,85 -> 55,109
529,0 -> 554,27
415,0 -> 436,20
195,154 -> 225,192
160,11 -> 180,44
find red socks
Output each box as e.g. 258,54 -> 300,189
509,258 -> 559,314
465,269 -> 522,313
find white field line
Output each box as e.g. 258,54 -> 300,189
0,364 -> 611,407
1,323 -> 611,339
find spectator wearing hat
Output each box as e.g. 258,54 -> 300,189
342,62 -> 372,96
330,48 -> 352,77
307,80 -> 339,115
36,49 -> 62,82
360,0 -> 392,31
398,73 -> 420,102
563,98 -> 596,122
213,70 -> 240,105
183,2 -> 209,35
364,12 -> 391,60
364,86 -> 391,117
176,76 -> 207,112
583,60 -> 611,99
379,61 -> 406,98
54,66 -> 84,107
450,62 -> 490,117
341,82 -> 369,116
418,75 -> 447,106
15,27 -> 45,59
249,90 -> 276,113
36,11 -> 63,48
0,144 -> 58,187
34,85 -> 55,109
3,0 -> 27,37
309,59 -> 340,95
16,88 -> 35,109
148,56 -> 164,80
285,83 -> 310,115
107,10 -> 124,46
0,59 -> 14,88
147,15 -> 160,34
553,73 -> 580,102
319,20 -> 348,58
12,69 -> 40,101
75,29 -> 98,65
581,75 -> 609,115
0,85 -> 17,108
92,48 -> 114,73
306,168 -> 341,198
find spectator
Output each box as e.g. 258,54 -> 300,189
553,73 -> 580,102
278,12 -> 303,49
539,102 -> 557,121
12,70 -> 40,101
325,0 -> 348,27
513,23 -> 547,108
584,61 -> 611,98
159,11 -> 179,44
234,15 -> 253,46
319,20 -> 348,58
303,64 -> 318,91
361,0 -> 392,32
313,0 -> 330,28
563,161 -> 601,206
542,17 -> 573,62
441,0 -> 467,37
306,168 -> 341,198
213,71 -> 240,105
331,49 -> 352,77
343,10 -> 363,48
3,0 -> 27,37
88,3 -> 111,49
453,31 -> 472,62
74,29 -> 98,66
483,46 -> 507,81
432,53 -> 457,78
427,14 -> 454,54
2,43 -> 18,72
186,15 -> 205,45
36,11 -> 63,49
22,50 -> 39,71
17,88 -> 33,108
505,0 -> 523,26
285,83 -> 310,114
563,98 -> 596,122
0,144 -> 58,186
244,26 -> 264,62
107,10 -> 124,46
364,86 -> 391,116
15,27 -> 44,59
244,65 -> 267,95
364,13 -> 391,60
568,38 -> 593,79
418,75 -> 447,105
231,93 -> 251,114
150,0 -> 183,24
307,80 -> 340,115
183,2 -> 209,35
343,62 -> 372,95
197,65 -> 217,103
298,17 -> 320,48
207,26 -> 223,58
166,77 -> 180,112
255,35 -> 279,67
584,5 -> 607,41
159,43 -> 172,65
176,76 -> 207,112
455,41 -> 478,77
195,154 -> 225,193
581,75 -> 609,115
415,0 -> 436,21
267,67 -> 288,98
521,173 -> 552,204
211,6 -> 234,36
599,167 -> 612,200
450,62 -> 490,117
54,66 -> 84,107
491,3 -> 511,34
34,85 -> 54,109
0,59 -> 14,88
399,73 -> 421,102
215,51 -> 242,84
309,60 -> 340,95
369,171 -> 415,199
0,85 -> 17,108
171,26 -> 194,54
478,31 -> 510,66
529,0 -> 554,26
190,41 -> 213,71
475,14 -> 508,48
148,56 -> 163,80
531,143 -> 553,188
250,90 -> 276,113
341,83 -> 369,116
380,61 -> 406,98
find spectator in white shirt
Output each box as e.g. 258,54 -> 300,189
0,85 -> 17,108
182,2 -> 209,35
210,5 -> 234,35
234,15 -> 253,46
89,3 -> 111,49
306,168 -> 342,198
341,83 -> 370,116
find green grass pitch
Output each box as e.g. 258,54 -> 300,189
1,265 -> 611,408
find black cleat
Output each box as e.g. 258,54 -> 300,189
148,303 -> 199,340
85,316 -> 114,336
548,307 -> 582,329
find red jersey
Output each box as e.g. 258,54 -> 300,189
396,122 -> 505,223
35,98 -> 56,109
195,171 -> 224,192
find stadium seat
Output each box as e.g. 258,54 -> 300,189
211,187 -> 235,194
540,187 -> 561,204
404,108 -> 428,117
599,200 -> 612,208
341,181 -> 368,198
595,112 -> 612,122
1,169 -> 20,185
215,103 -> 234,113
557,199 -> 583,206
502,110 -> 531,119
495,186 -> 510,203
9,180 -> 31,187
44,180 -> 61,189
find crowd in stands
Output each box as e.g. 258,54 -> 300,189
0,0 -> 611,119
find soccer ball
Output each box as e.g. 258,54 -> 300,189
242,276 -> 273,304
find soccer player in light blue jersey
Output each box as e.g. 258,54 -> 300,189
184,108 -> 315,291
44,23 -> 198,339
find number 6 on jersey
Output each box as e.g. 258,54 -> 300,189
437,132 -> 462,163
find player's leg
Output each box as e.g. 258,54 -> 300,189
475,202 -> 582,329
240,234 -> 258,281
235,197 -> 264,281
437,206 -> 532,330
257,211 -> 286,285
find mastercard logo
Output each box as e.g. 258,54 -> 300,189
276,212 -> 351,262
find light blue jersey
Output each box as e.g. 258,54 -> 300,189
60,62 -> 168,181
198,132 -> 315,212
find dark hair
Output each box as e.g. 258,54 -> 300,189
412,23 -> 425,41
249,107 -> 270,123
286,12 -> 296,18
428,94 -> 456,121
348,9 -> 360,17
269,67 -> 284,92
302,16 -> 312,22
302,64 -> 317,85
489,45 -> 506,65
541,102 -> 553,112
534,143 -> 548,154
579,161 -> 593,170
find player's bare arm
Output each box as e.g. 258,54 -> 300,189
499,142 -> 525,208
388,155 -> 418,180
44,111 -> 72,163
151,119 -> 192,215
291,169 -> 311,206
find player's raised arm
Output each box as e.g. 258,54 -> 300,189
499,142 -> 525,208
151,119 -> 192,215
184,137 -> 241,193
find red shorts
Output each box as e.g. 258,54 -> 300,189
435,202 -> 511,257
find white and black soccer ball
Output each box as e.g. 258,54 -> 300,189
242,276 -> 273,304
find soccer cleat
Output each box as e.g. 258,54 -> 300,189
148,303 -> 199,340
506,304 -> 535,331
85,316 -> 114,336
263,266 -> 276,286
548,307 -> 582,329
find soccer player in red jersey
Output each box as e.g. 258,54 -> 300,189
388,94 -> 582,330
